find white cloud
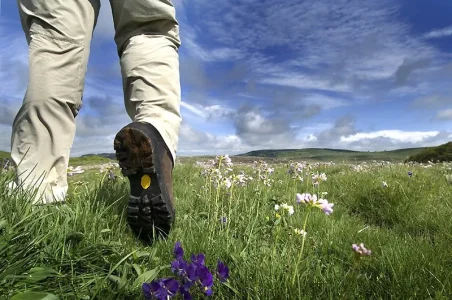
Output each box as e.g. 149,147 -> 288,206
181,101 -> 234,120
340,130 -> 440,144
411,94 -> 452,109
178,122 -> 245,155
259,74 -> 351,93
423,26 -> 452,39
436,109 -> 452,121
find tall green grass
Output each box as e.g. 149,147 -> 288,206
0,159 -> 451,299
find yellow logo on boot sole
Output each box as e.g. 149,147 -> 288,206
141,174 -> 151,189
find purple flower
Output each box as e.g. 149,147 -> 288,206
216,261 -> 229,282
179,286 -> 193,300
191,253 -> 205,267
219,216 -> 227,225
408,171 -> 413,178
185,263 -> 197,282
142,282 -> 153,299
171,258 -> 188,276
197,265 -> 214,296
143,278 -> 179,300
174,242 -> 184,260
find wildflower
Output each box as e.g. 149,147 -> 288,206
317,199 -> 334,215
191,253 -> 206,267
147,242 -> 230,299
311,172 -> 327,185
143,278 -> 179,300
68,166 -> 84,176
216,261 -> 229,283
179,287 -> 193,300
171,258 -> 187,276
275,213 -> 281,219
221,177 -> 232,189
280,203 -> 295,215
223,155 -> 232,167
108,169 -> 116,180
352,243 -> 372,256
296,193 -> 334,215
382,181 -> 388,187
408,171 -> 413,178
275,203 -> 294,216
174,241 -> 184,260
197,265 -> 214,296
294,228 -> 307,236
296,193 -> 317,205
219,216 -> 227,225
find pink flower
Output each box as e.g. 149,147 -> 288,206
317,199 -> 334,215
352,243 -> 372,256
296,193 -> 317,204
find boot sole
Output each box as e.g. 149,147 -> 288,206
114,123 -> 174,241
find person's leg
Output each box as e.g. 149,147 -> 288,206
109,0 -> 182,241
110,0 -> 181,161
11,0 -> 100,204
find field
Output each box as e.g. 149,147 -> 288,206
1,155 -> 451,299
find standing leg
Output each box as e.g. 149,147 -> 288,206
11,0 -> 100,204
109,0 -> 182,241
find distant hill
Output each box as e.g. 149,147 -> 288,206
237,147 -> 428,162
81,153 -> 116,160
0,145 -> 443,164
404,142 -> 452,163
0,151 -> 10,159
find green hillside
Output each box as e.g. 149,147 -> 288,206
238,147 -> 427,162
405,142 -> 452,163
0,151 -> 10,160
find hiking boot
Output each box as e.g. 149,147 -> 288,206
114,122 -> 175,242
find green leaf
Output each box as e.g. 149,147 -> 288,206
0,219 -> 7,230
108,274 -> 127,290
133,266 -> 164,287
198,212 -> 209,219
132,264 -> 142,276
136,251 -> 151,258
11,292 -> 58,300
24,267 -> 59,283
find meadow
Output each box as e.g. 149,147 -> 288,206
0,155 -> 451,299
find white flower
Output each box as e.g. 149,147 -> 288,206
294,229 -> 307,236
382,181 -> 388,187
280,203 -> 295,216
274,204 -> 280,211
68,166 -> 84,176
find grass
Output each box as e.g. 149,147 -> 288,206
1,158 -> 451,299
68,156 -> 115,167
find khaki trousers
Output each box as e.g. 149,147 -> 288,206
10,0 -> 182,204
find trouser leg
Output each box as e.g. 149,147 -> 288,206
11,0 -> 100,203
109,0 -> 182,162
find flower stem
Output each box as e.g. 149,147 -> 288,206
292,207 -> 311,285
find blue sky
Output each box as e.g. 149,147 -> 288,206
1,0 -> 452,157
